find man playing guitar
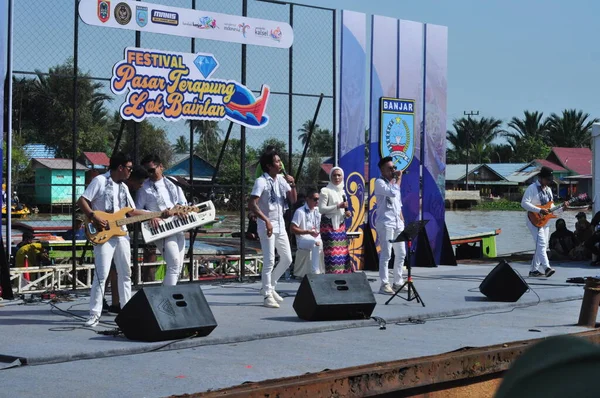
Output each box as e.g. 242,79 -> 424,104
77,152 -> 150,327
521,166 -> 559,278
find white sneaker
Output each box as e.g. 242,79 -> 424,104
271,290 -> 284,303
259,288 -> 284,303
84,314 -> 100,327
264,295 -> 280,308
392,283 -> 406,292
379,283 -> 394,295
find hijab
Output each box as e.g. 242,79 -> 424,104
327,167 -> 345,193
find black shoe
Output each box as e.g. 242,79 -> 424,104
545,267 -> 556,278
107,304 -> 121,314
102,299 -> 109,314
529,270 -> 544,277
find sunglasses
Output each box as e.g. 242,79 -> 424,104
123,165 -> 133,172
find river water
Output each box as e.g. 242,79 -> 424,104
13,208 -> 594,256
446,209 -> 593,256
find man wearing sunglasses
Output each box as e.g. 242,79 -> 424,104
77,152 -> 147,327
374,156 -> 406,295
136,154 -> 188,287
291,188 -> 323,276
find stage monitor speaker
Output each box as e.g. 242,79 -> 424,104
116,285 -> 217,342
479,260 -> 528,302
293,273 -> 376,321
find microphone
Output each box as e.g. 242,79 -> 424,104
342,194 -> 348,211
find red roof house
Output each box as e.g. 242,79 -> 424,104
546,147 -> 592,175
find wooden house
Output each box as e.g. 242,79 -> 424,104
31,158 -> 88,205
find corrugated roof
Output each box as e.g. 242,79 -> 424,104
445,164 -> 483,181
82,152 -> 110,167
505,170 -> 539,183
32,158 -> 88,170
487,163 -> 527,177
23,144 -> 55,159
550,147 -> 592,175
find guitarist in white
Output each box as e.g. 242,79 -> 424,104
521,166 -> 557,278
136,154 -> 188,287
77,152 -> 149,327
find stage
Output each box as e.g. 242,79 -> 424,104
0,261 -> 593,397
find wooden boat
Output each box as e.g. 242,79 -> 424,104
450,227 -> 501,259
564,204 -> 590,211
2,204 -> 31,218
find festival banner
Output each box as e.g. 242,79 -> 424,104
422,24 -> 448,264
398,20 -> 424,232
79,0 -> 294,49
110,47 -> 270,128
366,15 -> 399,266
339,10 -> 367,270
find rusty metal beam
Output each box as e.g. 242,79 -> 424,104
176,330 -> 600,398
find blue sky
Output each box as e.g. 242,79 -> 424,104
8,0 -> 600,150
297,0 -> 600,127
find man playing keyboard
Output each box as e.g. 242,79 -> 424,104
137,154 -> 188,286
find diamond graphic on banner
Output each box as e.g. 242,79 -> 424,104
194,55 -> 218,78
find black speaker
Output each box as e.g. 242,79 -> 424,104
115,285 -> 217,341
293,273 -> 376,321
479,260 -> 528,302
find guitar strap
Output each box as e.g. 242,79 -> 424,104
536,184 -> 551,206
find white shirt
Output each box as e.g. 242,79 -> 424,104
81,172 -> 135,231
250,173 -> 291,235
374,176 -> 404,229
136,177 -> 186,212
521,181 -> 553,214
292,204 -> 321,250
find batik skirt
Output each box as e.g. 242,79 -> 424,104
320,215 -> 352,274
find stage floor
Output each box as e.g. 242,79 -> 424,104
0,261 -> 593,397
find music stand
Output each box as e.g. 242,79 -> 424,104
385,220 -> 429,307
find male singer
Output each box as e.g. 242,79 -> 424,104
374,156 -> 406,294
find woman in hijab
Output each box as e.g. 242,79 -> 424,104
318,167 -> 353,273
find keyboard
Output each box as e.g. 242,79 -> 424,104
140,201 -> 216,243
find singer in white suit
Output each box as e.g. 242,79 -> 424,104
318,167 -> 353,274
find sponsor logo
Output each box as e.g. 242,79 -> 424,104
254,27 -> 269,38
239,23 -> 250,38
223,22 -> 240,33
114,2 -> 132,25
195,16 -> 217,29
270,26 -> 282,42
151,10 -> 179,26
136,6 -> 148,27
97,0 -> 110,23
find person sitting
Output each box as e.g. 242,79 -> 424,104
575,212 -> 593,244
290,188 -> 325,278
585,211 -> 600,265
62,214 -> 86,240
548,218 -> 577,261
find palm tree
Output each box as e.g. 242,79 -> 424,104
297,120 -> 320,146
173,135 -> 190,153
505,111 -> 548,151
446,116 -> 503,164
187,120 -> 223,160
546,109 -> 599,147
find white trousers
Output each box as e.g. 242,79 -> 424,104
376,225 -> 407,285
297,236 -> 323,274
90,236 -> 132,316
526,218 -> 550,272
258,230 -> 293,297
157,232 -> 186,286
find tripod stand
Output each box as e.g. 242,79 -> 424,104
385,220 -> 428,307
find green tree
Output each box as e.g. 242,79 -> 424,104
512,136 -> 551,162
188,120 -> 223,163
310,128 -> 334,157
18,60 -> 113,157
297,120 -> 320,146
446,117 -> 503,164
546,109 -> 599,148
505,111 -> 548,158
115,115 -> 174,167
173,135 -> 190,154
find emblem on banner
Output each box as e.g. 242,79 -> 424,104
114,2 -> 131,25
239,23 -> 250,37
196,16 -> 217,29
97,0 -> 110,23
379,98 -> 415,171
136,6 -> 148,27
270,27 -> 282,41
